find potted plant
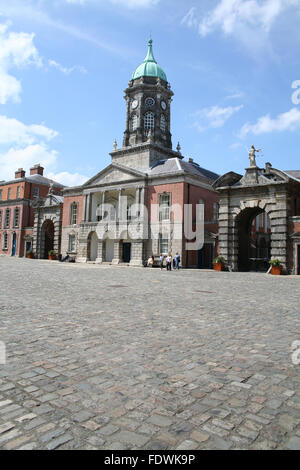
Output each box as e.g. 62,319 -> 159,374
48,250 -> 56,261
26,250 -> 34,259
213,256 -> 225,271
269,259 -> 282,275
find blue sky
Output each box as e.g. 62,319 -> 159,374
0,0 -> 300,185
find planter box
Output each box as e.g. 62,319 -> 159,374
271,265 -> 282,275
48,255 -> 56,261
214,263 -> 224,271
26,253 -> 34,259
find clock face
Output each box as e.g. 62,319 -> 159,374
145,97 -> 155,107
131,99 -> 138,109
161,100 -> 167,110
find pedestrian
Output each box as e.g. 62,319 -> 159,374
159,253 -> 164,270
147,255 -> 154,267
174,252 -> 181,270
166,253 -> 172,271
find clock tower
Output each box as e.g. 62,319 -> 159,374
122,39 -> 173,149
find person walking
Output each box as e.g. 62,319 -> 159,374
147,255 -> 154,267
166,253 -> 172,271
174,252 -> 181,270
159,254 -> 165,270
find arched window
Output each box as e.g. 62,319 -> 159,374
131,115 -> 138,131
70,202 -> 78,225
144,112 -> 155,130
160,115 -> 166,132
13,207 -> 19,227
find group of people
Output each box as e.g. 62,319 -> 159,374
147,252 -> 181,270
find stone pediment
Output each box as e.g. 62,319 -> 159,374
83,163 -> 146,187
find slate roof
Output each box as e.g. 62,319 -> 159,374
148,157 -> 219,182
284,170 -> 300,181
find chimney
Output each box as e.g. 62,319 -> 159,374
15,168 -> 26,179
265,162 -> 272,174
188,158 -> 194,163
30,164 -> 44,176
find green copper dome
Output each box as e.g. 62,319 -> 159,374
132,39 -> 167,82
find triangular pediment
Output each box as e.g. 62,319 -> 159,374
83,163 -> 147,187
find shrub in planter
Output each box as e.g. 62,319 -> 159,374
26,250 -> 34,259
48,250 -> 57,260
213,256 -> 225,271
269,259 -> 282,275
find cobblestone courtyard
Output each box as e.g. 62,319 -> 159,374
0,257 -> 299,450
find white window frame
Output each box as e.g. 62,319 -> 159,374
68,234 -> 76,252
131,114 -> 138,131
4,209 -> 10,228
70,202 -> 78,225
160,115 -> 166,132
159,193 -> 171,221
13,207 -> 19,227
3,232 -> 8,250
159,234 -> 169,255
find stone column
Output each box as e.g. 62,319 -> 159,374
82,194 -> 88,222
118,188 -> 124,221
96,239 -> 104,263
269,193 -> 288,272
112,240 -> 121,264
85,193 -> 92,222
130,240 -> 144,266
101,191 -> 106,220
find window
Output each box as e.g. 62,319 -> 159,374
0,190 -> 2,201
68,234 -> 76,252
17,186 -> 21,198
213,202 -> 219,221
3,232 -> 8,250
144,112 -> 155,130
145,97 -> 155,107
33,187 -> 39,197
13,208 -> 19,227
159,234 -> 169,254
159,193 -> 170,221
4,209 -> 10,228
70,203 -> 78,225
0,210 -> 2,228
131,115 -> 138,131
160,115 -> 166,132
7,188 -> 11,200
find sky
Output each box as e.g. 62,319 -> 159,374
0,0 -> 300,186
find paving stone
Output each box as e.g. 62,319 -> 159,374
285,437 -> 300,450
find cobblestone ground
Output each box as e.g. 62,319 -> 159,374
0,257 -> 300,450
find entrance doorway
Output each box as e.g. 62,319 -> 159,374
237,208 -> 271,272
41,220 -> 54,259
87,231 -> 98,261
105,239 -> 114,262
122,243 -> 131,263
11,233 -> 17,256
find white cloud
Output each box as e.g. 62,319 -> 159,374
0,144 -> 57,180
198,0 -> 300,36
0,22 -> 41,103
48,59 -> 87,75
182,1 -> 300,55
62,0 -> 159,7
46,171 -> 88,186
239,107 -> 300,137
0,115 -> 58,145
193,104 -> 243,131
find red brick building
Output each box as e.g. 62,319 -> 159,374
0,164 -> 64,257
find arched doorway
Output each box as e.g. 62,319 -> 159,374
236,208 -> 271,272
41,220 -> 54,259
11,233 -> 17,256
87,231 -> 98,261
104,239 -> 114,262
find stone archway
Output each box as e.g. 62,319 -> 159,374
236,207 -> 271,272
41,220 -> 55,259
87,231 -> 98,261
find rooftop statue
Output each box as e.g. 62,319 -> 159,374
248,145 -> 261,167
